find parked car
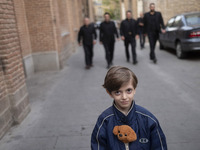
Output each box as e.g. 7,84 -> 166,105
94,21 -> 101,29
159,12 -> 200,58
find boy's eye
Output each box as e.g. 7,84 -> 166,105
127,89 -> 132,94
115,91 -> 121,95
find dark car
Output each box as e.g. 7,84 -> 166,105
159,12 -> 200,58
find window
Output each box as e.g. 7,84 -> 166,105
166,17 -> 175,27
173,16 -> 183,27
185,13 -> 200,26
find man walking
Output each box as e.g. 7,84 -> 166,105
120,10 -> 138,65
100,12 -> 119,69
137,12 -> 145,49
144,3 -> 165,63
78,17 -> 97,69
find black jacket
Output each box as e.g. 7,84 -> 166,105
91,102 -> 167,150
137,17 -> 144,33
143,11 -> 165,34
100,21 -> 119,43
120,18 -> 138,38
78,24 -> 97,45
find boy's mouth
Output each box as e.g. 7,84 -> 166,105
121,101 -> 129,105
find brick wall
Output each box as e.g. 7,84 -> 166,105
0,61 -> 12,139
0,0 -> 89,139
143,0 -> 200,24
0,0 -> 30,139
13,0 -> 31,57
55,0 -> 72,69
21,0 -> 86,71
24,0 -> 56,53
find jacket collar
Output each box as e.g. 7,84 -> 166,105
104,20 -> 111,24
148,11 -> 157,16
113,101 -> 137,125
126,18 -> 133,21
83,24 -> 91,28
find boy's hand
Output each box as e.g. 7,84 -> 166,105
136,35 -> 139,39
93,40 -> 97,45
121,36 -> 125,41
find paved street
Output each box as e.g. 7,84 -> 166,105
0,39 -> 200,150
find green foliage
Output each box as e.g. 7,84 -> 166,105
102,0 -> 120,20
102,0 -> 110,5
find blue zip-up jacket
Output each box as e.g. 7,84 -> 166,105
91,102 -> 167,150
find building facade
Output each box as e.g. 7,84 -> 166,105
120,0 -> 138,20
143,0 -> 200,24
0,0 -> 91,139
93,0 -> 104,21
120,0 -> 200,22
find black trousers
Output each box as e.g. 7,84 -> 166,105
103,41 -> 115,65
83,44 -> 93,66
139,31 -> 145,48
147,32 -> 159,60
124,38 -> 136,62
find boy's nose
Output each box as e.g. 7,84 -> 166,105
122,93 -> 127,99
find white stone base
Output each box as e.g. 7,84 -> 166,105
23,54 -> 34,78
32,51 -> 60,72
23,51 -> 60,77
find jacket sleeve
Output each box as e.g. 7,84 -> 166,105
91,116 -> 108,150
78,27 -> 82,43
159,12 -> 165,29
99,23 -> 103,42
135,20 -> 139,35
113,22 -> 119,38
136,18 -> 140,27
143,13 -> 147,34
93,26 -> 97,40
150,121 -> 167,150
120,21 -> 124,36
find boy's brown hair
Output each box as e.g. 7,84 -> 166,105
103,66 -> 138,93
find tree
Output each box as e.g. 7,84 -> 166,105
102,0 -> 120,20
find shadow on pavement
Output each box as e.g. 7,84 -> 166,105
161,48 -> 200,61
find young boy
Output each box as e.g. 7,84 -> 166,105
91,66 -> 167,150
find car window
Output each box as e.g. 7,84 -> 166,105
185,13 -> 200,26
166,18 -> 175,27
172,16 -> 183,27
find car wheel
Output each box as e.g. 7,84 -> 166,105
176,42 -> 186,59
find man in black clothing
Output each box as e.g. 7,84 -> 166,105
78,17 -> 97,69
120,10 -> 138,64
100,12 -> 119,69
144,3 -> 165,63
137,12 -> 145,49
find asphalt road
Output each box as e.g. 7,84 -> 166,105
0,39 -> 200,150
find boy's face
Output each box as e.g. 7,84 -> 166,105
108,80 -> 135,112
